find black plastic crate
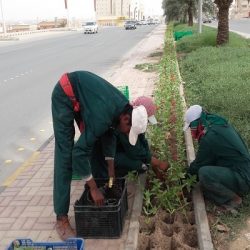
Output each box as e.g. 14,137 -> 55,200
74,178 -> 128,238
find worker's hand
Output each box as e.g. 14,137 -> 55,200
86,178 -> 104,206
90,187 -> 104,206
151,157 -> 169,181
158,161 -> 169,171
151,157 -> 169,170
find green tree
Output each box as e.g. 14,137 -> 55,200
214,0 -> 233,45
162,0 -> 197,25
162,0 -> 214,26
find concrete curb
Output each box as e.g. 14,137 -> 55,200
180,83 -> 214,250
0,28 -> 77,41
125,173 -> 146,250
124,30 -> 214,250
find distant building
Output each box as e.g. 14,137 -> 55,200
9,24 -> 35,32
230,0 -> 250,19
95,0 -> 145,26
37,18 -> 67,30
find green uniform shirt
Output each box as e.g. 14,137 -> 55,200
52,71 -> 129,178
116,133 -> 152,163
189,124 -> 250,185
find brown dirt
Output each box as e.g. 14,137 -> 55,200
165,98 -> 178,162
137,209 -> 198,250
206,208 -> 250,250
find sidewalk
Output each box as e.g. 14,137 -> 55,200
0,24 -> 166,249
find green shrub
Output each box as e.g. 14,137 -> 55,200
177,25 -> 250,145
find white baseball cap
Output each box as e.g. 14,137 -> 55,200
129,105 -> 148,146
131,96 -> 157,125
183,105 -> 202,131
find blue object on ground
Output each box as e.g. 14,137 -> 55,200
7,238 -> 84,250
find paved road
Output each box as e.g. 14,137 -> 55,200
206,18 -> 250,38
0,25 -> 157,185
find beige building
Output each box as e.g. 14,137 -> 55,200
95,0 -> 145,26
230,0 -> 250,18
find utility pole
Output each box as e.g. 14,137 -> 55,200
64,0 -> 70,28
121,0 -> 123,16
198,0 -> 203,33
0,0 -> 6,35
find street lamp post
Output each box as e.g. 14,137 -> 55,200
64,0 -> 71,29
198,0 -> 203,33
0,0 -> 7,35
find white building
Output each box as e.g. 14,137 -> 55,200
230,0 -> 250,19
95,0 -> 146,26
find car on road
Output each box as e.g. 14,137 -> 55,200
124,20 -> 136,30
202,17 -> 212,23
83,21 -> 98,34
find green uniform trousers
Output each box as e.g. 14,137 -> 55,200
91,140 -> 146,178
198,166 -> 250,205
52,83 -> 75,216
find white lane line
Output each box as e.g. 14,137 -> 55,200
1,70 -> 33,84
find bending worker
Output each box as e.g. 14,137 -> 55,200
91,96 -> 168,179
51,71 -> 149,240
184,105 -> 250,211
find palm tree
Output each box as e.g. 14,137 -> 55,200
214,0 -> 233,45
187,0 -> 195,26
162,0 -> 197,26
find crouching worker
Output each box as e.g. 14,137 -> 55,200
91,96 -> 168,179
183,105 -> 250,211
51,71 -> 149,240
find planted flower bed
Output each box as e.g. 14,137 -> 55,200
137,24 -> 198,249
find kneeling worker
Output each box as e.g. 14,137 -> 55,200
184,105 -> 250,211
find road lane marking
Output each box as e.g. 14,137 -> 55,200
3,151 -> 40,187
4,160 -> 12,164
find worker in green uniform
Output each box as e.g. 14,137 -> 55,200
51,71 -> 149,240
91,96 -> 168,179
183,105 -> 250,211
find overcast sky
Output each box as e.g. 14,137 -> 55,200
1,0 -> 163,22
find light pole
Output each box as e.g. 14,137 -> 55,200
121,0 -> 123,16
198,0 -> 203,33
0,0 -> 6,35
64,0 -> 71,28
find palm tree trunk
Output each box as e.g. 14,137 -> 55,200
188,0 -> 193,26
216,6 -> 230,45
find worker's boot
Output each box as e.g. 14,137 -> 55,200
56,215 -> 76,241
227,195 -> 242,209
219,195 -> 242,215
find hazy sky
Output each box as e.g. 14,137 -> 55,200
1,0 -> 163,22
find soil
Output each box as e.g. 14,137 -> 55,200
166,98 -> 178,162
137,209 -> 198,250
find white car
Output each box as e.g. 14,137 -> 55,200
83,22 -> 98,34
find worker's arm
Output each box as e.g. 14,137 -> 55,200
100,129 -> 117,187
72,129 -> 105,205
189,138 -> 215,175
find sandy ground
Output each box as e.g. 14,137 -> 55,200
229,220 -> 250,250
